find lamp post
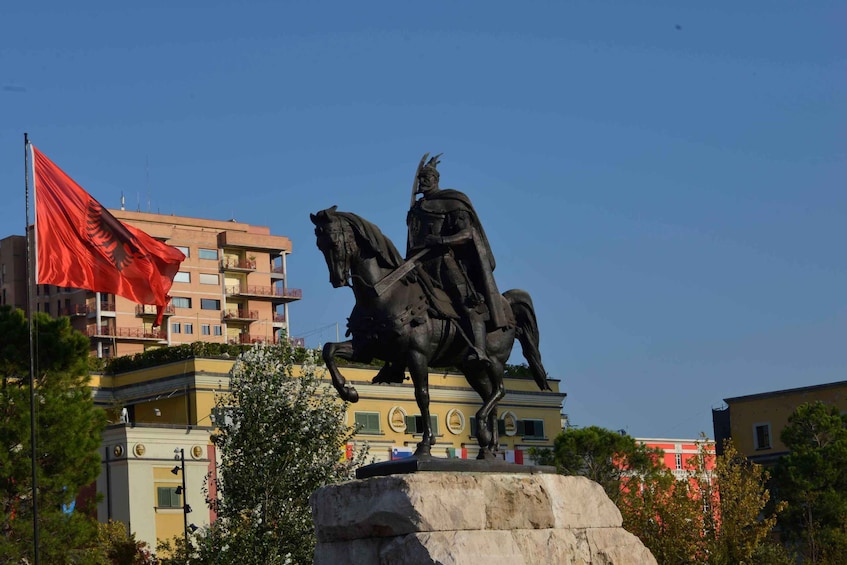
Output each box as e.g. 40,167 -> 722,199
171,448 -> 191,556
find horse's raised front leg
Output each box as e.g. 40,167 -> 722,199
322,341 -> 359,403
408,352 -> 433,456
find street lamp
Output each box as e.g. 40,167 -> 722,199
172,448 -> 190,554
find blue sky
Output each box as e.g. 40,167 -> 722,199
2,1 -> 845,439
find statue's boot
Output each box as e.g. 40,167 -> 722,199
373,362 -> 406,384
464,318 -> 491,368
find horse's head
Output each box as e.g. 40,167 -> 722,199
311,206 -> 353,288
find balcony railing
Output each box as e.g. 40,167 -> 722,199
273,313 -> 286,323
222,309 -> 259,321
224,285 -> 302,299
225,335 -> 305,347
59,305 -> 88,316
87,326 -> 165,340
221,259 -> 257,271
229,334 -> 279,345
135,304 -> 176,317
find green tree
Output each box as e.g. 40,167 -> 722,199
773,401 -> 847,564
698,439 -> 786,564
534,426 -> 666,504
0,306 -> 107,564
161,344 -> 365,565
618,469 -> 705,564
97,520 -> 155,564
541,428 -> 793,564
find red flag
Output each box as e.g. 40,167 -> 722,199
32,145 -> 185,326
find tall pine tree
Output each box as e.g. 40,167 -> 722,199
774,401 -> 847,564
0,306 -> 106,563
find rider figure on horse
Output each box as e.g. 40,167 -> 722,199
406,154 -> 509,368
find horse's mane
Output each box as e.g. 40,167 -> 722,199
332,210 -> 404,269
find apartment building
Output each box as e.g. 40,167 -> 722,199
0,235 -> 28,311
1,211 -> 302,357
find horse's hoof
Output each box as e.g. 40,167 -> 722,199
476,449 -> 498,461
414,445 -> 431,457
344,386 -> 359,403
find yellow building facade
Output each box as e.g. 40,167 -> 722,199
92,356 -> 566,549
712,380 -> 847,464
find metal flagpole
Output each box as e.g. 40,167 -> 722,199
24,132 -> 40,564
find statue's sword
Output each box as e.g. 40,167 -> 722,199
374,248 -> 429,296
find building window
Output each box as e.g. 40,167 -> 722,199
675,453 -> 682,470
213,325 -> 222,336
754,423 -> 771,450
201,324 -> 211,336
172,323 -> 181,334
405,415 -> 438,435
354,412 -> 381,434
521,419 -> 545,439
198,248 -> 218,260
173,272 -> 190,283
172,297 -> 191,309
175,246 -> 190,258
184,323 -> 193,335
157,486 -> 181,509
201,299 -> 221,310
199,273 -> 220,285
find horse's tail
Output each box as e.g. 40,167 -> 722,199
504,289 -> 552,391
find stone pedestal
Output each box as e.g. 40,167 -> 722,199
310,472 -> 656,565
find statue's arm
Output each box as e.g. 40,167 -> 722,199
427,210 -> 474,246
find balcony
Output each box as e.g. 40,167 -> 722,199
222,309 -> 259,322
135,304 -> 175,317
228,334 -> 279,345
273,313 -> 286,324
87,326 -> 166,341
221,259 -> 257,272
226,334 -> 305,347
224,285 -> 302,302
60,305 -> 88,317
270,264 -> 285,280
87,302 -> 116,318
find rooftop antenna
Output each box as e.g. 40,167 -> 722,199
136,192 -> 141,212
120,191 -> 125,211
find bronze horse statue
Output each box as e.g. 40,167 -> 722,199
311,206 -> 551,459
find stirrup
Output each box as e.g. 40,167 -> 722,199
465,347 -> 491,368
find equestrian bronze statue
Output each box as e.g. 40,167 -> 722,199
311,154 -> 553,460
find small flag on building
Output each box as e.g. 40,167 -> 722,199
447,447 -> 467,459
391,446 -> 414,460
505,449 -> 524,465
31,145 -> 185,326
